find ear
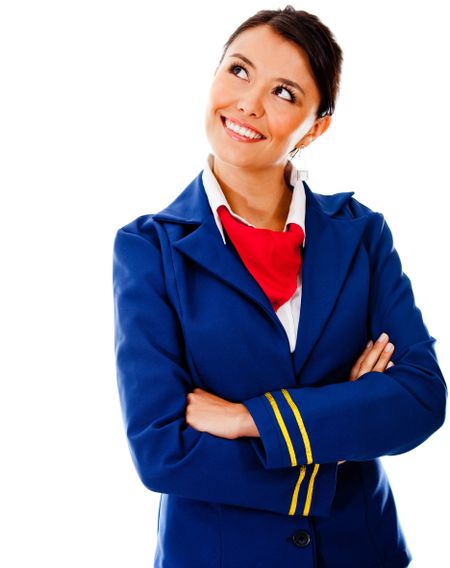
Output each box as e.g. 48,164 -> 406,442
296,114 -> 332,150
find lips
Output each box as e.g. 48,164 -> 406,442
221,115 -> 266,139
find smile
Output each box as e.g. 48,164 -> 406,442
221,116 -> 265,141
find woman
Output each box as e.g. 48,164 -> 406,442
112,6 -> 447,567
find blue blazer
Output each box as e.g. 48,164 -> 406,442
112,170 -> 447,568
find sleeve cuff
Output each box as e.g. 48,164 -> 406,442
243,393 -> 338,517
307,462 -> 338,517
242,391 -> 304,469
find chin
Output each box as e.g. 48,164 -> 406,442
215,150 -> 261,170
208,139 -> 261,170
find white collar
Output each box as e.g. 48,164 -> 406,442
201,153 -> 307,247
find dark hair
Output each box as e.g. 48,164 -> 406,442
218,6 -> 343,118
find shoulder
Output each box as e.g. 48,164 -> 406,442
323,192 -> 380,220
114,213 -> 160,249
311,186 -> 386,226
335,194 -> 397,258
309,186 -> 392,251
305,181 -> 381,221
112,214 -> 167,280
345,195 -> 379,219
345,195 -> 386,235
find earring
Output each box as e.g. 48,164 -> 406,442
289,144 -> 304,160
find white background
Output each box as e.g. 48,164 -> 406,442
1,1 -> 449,566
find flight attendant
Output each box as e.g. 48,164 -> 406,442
112,6 -> 447,567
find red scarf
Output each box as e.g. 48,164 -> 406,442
217,205 -> 304,312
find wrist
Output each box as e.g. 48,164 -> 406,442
236,403 -> 260,437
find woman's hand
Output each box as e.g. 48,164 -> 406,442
185,387 -> 256,440
349,332 -> 395,382
338,332 -> 395,464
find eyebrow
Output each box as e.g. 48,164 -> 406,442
229,52 -> 306,97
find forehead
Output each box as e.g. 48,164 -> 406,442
224,24 -> 317,89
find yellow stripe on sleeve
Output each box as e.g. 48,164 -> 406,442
289,465 -> 307,515
264,392 -> 297,466
281,388 -> 313,464
303,464 -> 320,516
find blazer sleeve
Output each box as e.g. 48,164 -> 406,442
112,220 -> 338,517
242,211 -> 447,468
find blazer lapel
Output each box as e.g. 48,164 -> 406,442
292,186 -> 370,377
172,213 -> 280,325
153,171 -> 371,379
153,172 -> 287,338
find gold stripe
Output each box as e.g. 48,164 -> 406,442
281,388 -> 313,464
289,465 -> 307,515
303,464 -> 320,515
264,392 -> 297,466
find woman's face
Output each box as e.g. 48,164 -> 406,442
204,24 -> 329,170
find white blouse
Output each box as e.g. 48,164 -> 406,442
201,153 -> 307,353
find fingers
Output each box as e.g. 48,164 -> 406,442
349,340 -> 373,380
365,333 -> 394,373
350,333 -> 395,381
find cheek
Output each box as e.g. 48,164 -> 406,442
265,113 -> 301,144
208,76 -> 237,111
278,113 -> 313,144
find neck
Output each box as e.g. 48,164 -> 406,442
211,155 -> 294,231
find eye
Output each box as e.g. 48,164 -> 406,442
273,84 -> 297,103
228,63 -> 249,80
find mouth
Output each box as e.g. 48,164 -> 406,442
221,115 -> 266,142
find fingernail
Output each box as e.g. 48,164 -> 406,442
384,342 -> 394,352
366,340 -> 373,348
377,332 -> 388,342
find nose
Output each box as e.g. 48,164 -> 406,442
236,86 -> 264,118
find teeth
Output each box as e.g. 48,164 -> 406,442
225,118 -> 263,140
